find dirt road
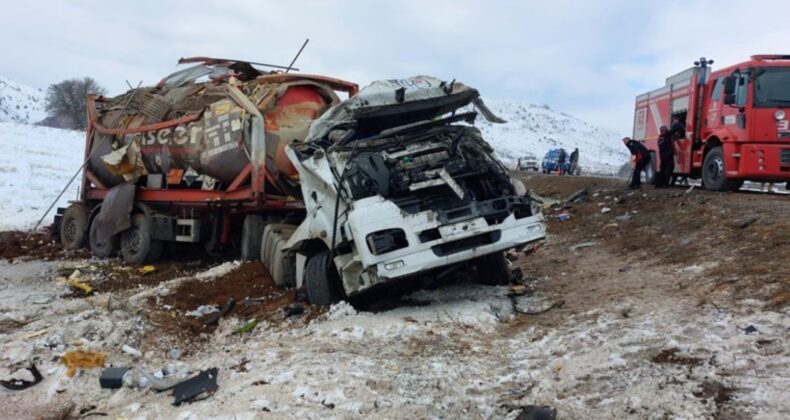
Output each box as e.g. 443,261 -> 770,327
0,174 -> 787,419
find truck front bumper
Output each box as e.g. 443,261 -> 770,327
341,196 -> 546,295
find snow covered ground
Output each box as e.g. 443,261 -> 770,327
0,122 -> 85,231
0,257 -> 787,419
0,76 -> 46,124
475,99 -> 630,174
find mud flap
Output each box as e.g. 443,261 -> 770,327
94,182 -> 136,243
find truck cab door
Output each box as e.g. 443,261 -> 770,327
720,73 -> 750,141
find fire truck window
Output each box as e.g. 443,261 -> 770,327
711,78 -> 723,100
736,75 -> 748,107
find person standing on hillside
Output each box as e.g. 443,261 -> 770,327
558,148 -> 568,175
655,125 -> 674,188
569,148 -> 579,175
623,137 -> 649,189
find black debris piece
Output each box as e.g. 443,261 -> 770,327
515,405 -> 557,420
0,363 -> 43,390
742,325 -> 758,334
204,298 -> 236,326
283,303 -> 305,318
99,367 -> 130,389
172,368 -> 219,406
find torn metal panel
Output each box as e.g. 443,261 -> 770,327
93,182 -> 136,242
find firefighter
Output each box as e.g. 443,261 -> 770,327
623,137 -> 649,189
558,149 -> 567,175
569,148 -> 579,175
656,125 -> 674,188
669,116 -> 686,141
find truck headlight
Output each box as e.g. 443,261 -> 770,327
366,229 -> 408,255
777,110 -> 786,120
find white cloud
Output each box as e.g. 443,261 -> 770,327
1,0 -> 788,133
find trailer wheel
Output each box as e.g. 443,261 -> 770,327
88,219 -> 118,258
702,147 -> 741,191
304,250 -> 345,305
59,203 -> 89,250
475,251 -> 511,286
240,215 -> 265,261
120,214 -> 154,265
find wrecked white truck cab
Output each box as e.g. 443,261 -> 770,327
284,76 -> 546,304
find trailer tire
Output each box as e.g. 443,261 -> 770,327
60,203 -> 89,250
304,250 -> 344,305
475,251 -> 511,286
240,215 -> 265,261
702,147 -> 740,191
88,219 -> 118,258
120,214 -> 154,265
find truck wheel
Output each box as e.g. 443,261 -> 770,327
60,203 -> 89,250
475,251 -> 511,286
120,214 -> 154,265
240,215 -> 265,261
304,250 -> 345,305
88,219 -> 118,258
702,147 -> 740,191
644,153 -> 657,185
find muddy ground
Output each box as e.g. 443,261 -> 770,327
0,174 -> 788,419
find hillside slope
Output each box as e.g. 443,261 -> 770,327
475,100 -> 629,174
0,76 -> 46,124
0,122 -> 84,230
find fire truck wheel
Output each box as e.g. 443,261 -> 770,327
120,214 -> 154,265
240,215 -> 265,261
88,219 -> 118,258
702,147 -> 741,191
60,203 -> 89,250
475,251 -> 511,286
304,250 -> 345,305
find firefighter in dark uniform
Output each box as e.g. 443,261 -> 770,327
669,116 -> 688,185
623,137 -> 649,189
656,125 -> 674,187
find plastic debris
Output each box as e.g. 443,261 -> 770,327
172,368 -> 219,406
569,241 -> 597,252
67,278 -> 93,295
0,364 -> 43,390
138,265 -> 156,274
235,319 -> 258,334
185,305 -> 220,318
122,344 -> 143,358
100,367 -> 129,389
283,303 -> 305,318
515,405 -> 557,420
204,297 -> 236,326
742,325 -> 758,334
61,350 -> 106,377
557,212 -> 571,222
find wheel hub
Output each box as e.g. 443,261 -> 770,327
707,156 -> 724,181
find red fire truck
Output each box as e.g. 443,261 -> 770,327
633,55 -> 790,191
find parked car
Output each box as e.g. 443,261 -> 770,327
542,148 -> 567,173
517,154 -> 540,171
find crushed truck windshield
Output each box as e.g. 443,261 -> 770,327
753,67 -> 790,107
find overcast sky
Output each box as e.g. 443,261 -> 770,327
2,0 -> 789,134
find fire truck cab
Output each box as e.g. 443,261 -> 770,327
633,55 -> 790,191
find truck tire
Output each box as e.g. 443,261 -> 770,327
240,214 -> 265,261
475,251 -> 511,286
60,203 -> 89,250
702,147 -> 741,191
88,219 -> 118,258
644,153 -> 657,185
304,250 -> 345,305
120,214 -> 154,265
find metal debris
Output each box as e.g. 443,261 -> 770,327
0,364 -> 43,390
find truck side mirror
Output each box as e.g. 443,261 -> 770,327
723,76 -> 737,95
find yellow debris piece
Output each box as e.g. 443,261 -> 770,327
61,350 -> 106,377
68,278 -> 93,295
138,265 -> 156,274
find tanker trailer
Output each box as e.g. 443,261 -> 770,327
52,57 -> 357,265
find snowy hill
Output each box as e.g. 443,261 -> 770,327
0,122 -> 84,230
474,99 -> 629,174
0,76 -> 47,124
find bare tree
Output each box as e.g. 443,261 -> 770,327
45,77 -> 106,130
